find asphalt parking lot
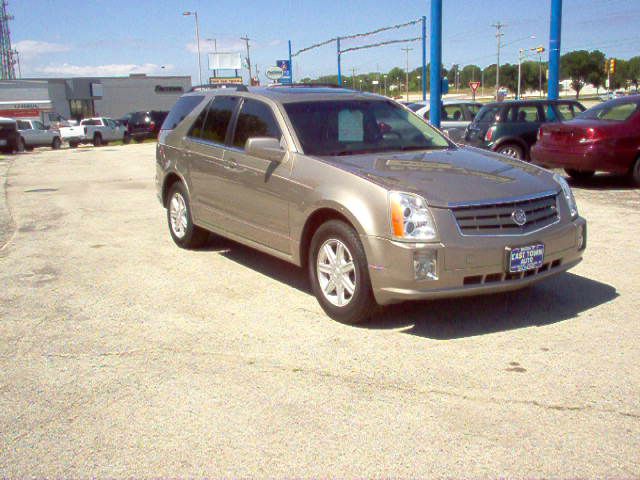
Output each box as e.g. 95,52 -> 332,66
1,143 -> 639,477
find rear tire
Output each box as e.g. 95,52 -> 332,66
308,220 -> 377,324
565,169 -> 595,181
629,157 -> 640,187
51,137 -> 61,150
122,133 -> 131,145
17,137 -> 25,153
496,143 -> 524,160
166,182 -> 209,249
93,133 -> 102,147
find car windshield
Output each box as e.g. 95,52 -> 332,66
283,100 -> 450,156
577,100 -> 640,121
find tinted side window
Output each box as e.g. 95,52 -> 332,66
442,105 -> 464,121
17,120 -> 30,130
232,99 -> 281,148
476,106 -> 500,123
161,95 -> 205,131
507,105 -> 544,123
201,96 -> 237,144
187,104 -> 208,138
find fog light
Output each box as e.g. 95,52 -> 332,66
414,251 -> 438,281
577,224 -> 587,251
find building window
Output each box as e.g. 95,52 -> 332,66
69,99 -> 94,121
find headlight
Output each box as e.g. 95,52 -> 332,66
389,192 -> 437,241
553,173 -> 578,218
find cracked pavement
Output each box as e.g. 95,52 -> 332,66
0,144 -> 638,477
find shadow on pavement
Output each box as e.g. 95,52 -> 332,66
203,234 -> 618,339
567,173 -> 636,190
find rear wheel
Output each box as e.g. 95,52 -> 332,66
166,182 -> 209,249
496,143 -> 524,160
629,157 -> 640,187
17,137 -> 25,153
308,220 -> 376,324
565,169 -> 595,181
51,137 -> 61,150
92,133 -> 102,147
122,133 -> 131,145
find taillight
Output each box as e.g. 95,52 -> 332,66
150,121 -> 156,130
578,127 -> 599,144
484,126 -> 496,142
537,127 -> 544,141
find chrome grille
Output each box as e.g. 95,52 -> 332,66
451,193 -> 559,235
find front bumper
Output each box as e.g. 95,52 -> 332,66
362,213 -> 586,305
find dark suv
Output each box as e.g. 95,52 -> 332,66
0,117 -> 20,153
464,99 -> 585,160
127,110 -> 168,142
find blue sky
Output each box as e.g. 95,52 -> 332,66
9,0 -> 640,83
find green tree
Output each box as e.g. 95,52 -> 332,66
560,49 -> 605,98
627,56 -> 640,92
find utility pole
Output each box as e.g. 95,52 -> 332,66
241,36 -> 252,82
352,67 -> 356,91
401,46 -> 413,102
481,68 -> 484,97
517,48 -> 524,99
492,21 -> 505,100
183,11 -> 202,85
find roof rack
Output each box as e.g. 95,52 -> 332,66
189,84 -> 249,92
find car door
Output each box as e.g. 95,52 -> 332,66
182,95 -> 240,230
223,98 -> 291,253
32,120 -> 51,146
506,103 -> 546,150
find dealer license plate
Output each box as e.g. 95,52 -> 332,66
508,244 -> 545,273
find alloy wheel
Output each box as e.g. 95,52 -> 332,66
169,192 -> 188,239
316,238 -> 357,307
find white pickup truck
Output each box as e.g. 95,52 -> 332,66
59,117 -> 131,147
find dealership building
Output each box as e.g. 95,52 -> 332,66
0,74 -> 191,122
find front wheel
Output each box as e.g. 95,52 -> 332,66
565,169 -> 595,181
166,182 -> 209,249
122,133 -> 131,145
17,137 -> 25,153
496,143 -> 524,160
93,133 -> 102,147
308,220 -> 376,324
51,137 -> 61,150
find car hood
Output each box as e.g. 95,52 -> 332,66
318,146 -> 559,208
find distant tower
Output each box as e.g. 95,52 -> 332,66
0,1 -> 16,79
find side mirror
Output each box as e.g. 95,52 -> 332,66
245,137 -> 286,162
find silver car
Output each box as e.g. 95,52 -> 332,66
16,119 -> 62,151
414,100 -> 482,142
156,86 -> 586,324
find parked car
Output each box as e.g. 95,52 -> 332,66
0,117 -> 20,153
59,117 -> 131,147
127,110 -> 168,142
531,95 -> 640,185
16,119 -> 61,151
156,86 -> 586,324
464,99 -> 586,160
413,100 -> 482,142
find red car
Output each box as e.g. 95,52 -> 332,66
531,96 -> 640,185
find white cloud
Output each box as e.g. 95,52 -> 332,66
34,63 -> 174,77
268,39 -> 284,47
14,40 -> 72,60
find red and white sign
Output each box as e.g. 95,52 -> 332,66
469,81 -> 481,93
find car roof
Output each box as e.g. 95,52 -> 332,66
479,98 -> 581,109
189,86 -> 388,104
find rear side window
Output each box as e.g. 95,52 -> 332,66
232,99 -> 281,148
442,104 -> 464,121
200,96 -> 238,144
475,106 -> 500,123
17,120 -> 30,130
161,95 -> 205,131
81,119 -> 101,126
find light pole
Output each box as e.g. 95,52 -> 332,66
183,11 -> 202,85
383,74 -> 388,96
402,47 -> 413,102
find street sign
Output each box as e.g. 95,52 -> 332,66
209,77 -> 243,85
469,81 -> 480,93
372,80 -> 379,85
276,60 -> 292,84
266,66 -> 284,81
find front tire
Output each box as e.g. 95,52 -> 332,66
496,143 -> 524,160
565,168 -> 595,181
93,133 -> 102,147
122,133 -> 131,145
51,137 -> 61,150
166,182 -> 209,249
308,220 -> 376,324
17,137 -> 25,153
